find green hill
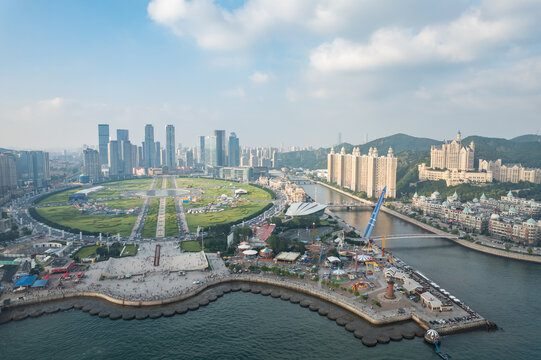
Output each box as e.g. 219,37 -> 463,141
462,136 -> 541,168
511,134 -> 541,143
275,133 -> 541,171
276,133 -> 439,169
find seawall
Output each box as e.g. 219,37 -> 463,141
1,275 -> 488,335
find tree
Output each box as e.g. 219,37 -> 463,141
233,226 -> 252,243
327,248 -> 339,258
504,244 -> 511,252
527,247 -> 533,255
267,234 -> 291,253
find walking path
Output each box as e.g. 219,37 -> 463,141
171,177 -> 188,234
129,177 -> 158,239
156,177 -> 167,238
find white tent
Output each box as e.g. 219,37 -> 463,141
326,256 -> 341,263
356,255 -> 373,262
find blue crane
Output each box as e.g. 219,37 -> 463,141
362,186 -> 386,240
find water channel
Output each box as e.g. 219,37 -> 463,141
0,182 -> 539,359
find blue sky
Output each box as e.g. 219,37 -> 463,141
1,0 -> 540,150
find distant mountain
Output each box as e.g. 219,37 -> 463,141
276,133 -> 439,169
341,133 -> 440,154
511,134 -> 541,143
275,133 -> 541,170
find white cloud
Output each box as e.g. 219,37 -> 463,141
147,0 -> 382,51
441,56 -> 541,107
221,87 -> 245,98
37,97 -> 67,109
249,71 -> 270,84
309,9 -> 523,72
310,89 -> 328,99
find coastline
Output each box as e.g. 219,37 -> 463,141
0,274 -> 488,337
314,180 -> 541,264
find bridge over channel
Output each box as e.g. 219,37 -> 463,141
326,203 -> 373,210
371,234 -> 459,241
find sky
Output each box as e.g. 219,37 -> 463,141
1,0 -> 541,150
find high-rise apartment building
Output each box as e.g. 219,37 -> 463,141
98,124 -> 109,165
0,153 -> 17,195
228,132 -> 240,167
214,130 -> 226,166
166,125 -> 176,169
327,147 -> 397,198
143,124 -> 155,168
14,151 -> 50,187
83,148 -> 101,182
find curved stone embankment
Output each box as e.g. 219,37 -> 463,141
315,180 -> 541,264
0,279 -> 428,346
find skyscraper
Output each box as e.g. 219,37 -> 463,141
0,153 -> 17,195
205,136 -> 217,166
108,140 -> 120,177
117,129 -> 129,143
117,129 -> 129,157
228,132 -> 240,167
199,136 -> 205,164
83,148 -> 101,182
143,124 -> 155,168
166,125 -> 176,168
98,124 -> 109,165
214,130 -> 226,166
121,140 -> 133,176
137,146 -> 143,167
155,141 -> 161,167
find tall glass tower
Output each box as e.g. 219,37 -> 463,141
228,132 -> 240,166
205,136 -> 217,166
98,124 -> 109,165
166,125 -> 176,168
199,136 -> 205,164
143,124 -> 155,168
214,130 -> 226,166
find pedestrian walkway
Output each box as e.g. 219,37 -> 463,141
156,197 -> 166,238
171,176 -> 188,234
129,177 -> 157,239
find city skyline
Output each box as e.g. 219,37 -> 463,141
1,1 -> 541,149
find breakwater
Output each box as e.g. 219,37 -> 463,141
0,275 -> 490,343
1,278 -> 426,347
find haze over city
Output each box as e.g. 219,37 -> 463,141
2,2 -> 541,360
1,0 -> 541,150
